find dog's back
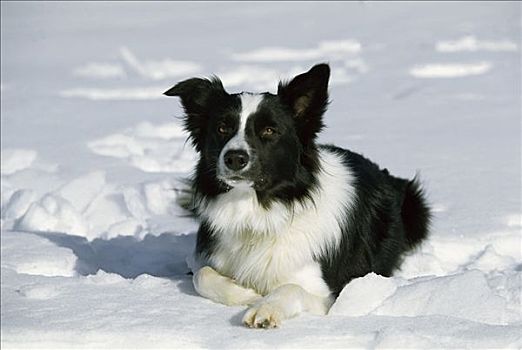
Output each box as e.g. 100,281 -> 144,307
318,145 -> 430,296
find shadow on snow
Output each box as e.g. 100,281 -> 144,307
32,231 -> 196,280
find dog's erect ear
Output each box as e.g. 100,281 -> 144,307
278,63 -> 330,142
164,77 -> 227,151
164,77 -> 226,115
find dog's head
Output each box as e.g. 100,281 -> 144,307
165,63 -> 330,203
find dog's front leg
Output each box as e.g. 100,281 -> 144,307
193,266 -> 261,306
242,284 -> 334,329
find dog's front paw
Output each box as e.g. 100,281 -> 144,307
242,302 -> 282,329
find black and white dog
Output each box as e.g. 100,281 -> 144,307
165,63 -> 431,328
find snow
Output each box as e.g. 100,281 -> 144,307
59,86 -> 169,101
1,1 -> 521,349
72,62 -> 127,80
1,149 -> 38,176
118,46 -> 203,81
87,121 -> 196,173
329,273 -> 402,317
409,62 -> 493,78
15,194 -> 89,237
231,40 -> 362,62
436,36 -> 519,53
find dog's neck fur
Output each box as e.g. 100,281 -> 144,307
195,147 -> 355,296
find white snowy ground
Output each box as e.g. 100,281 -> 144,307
1,2 -> 521,348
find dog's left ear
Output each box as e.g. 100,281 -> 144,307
278,63 -> 330,142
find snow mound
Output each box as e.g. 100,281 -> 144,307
88,121 -> 197,173
2,155 -> 189,239
329,273 -> 403,316
374,270 -> 512,325
1,149 -> 38,175
397,231 -> 521,278
231,40 -> 362,62
1,231 -> 78,277
464,245 -> 517,272
436,36 -> 519,53
2,189 -> 36,221
410,62 -> 492,78
331,269 -> 520,326
57,171 -> 106,213
15,194 -> 89,237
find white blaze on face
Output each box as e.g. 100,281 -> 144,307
218,93 -> 263,178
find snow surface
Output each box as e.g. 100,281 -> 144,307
1,2 -> 521,348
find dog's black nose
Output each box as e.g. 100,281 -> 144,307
224,150 -> 250,171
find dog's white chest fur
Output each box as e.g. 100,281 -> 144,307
196,148 -> 355,297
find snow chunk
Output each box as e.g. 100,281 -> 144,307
134,121 -> 186,140
105,218 -> 144,239
87,133 -> 145,158
85,270 -> 127,285
232,40 -> 361,62
1,231 -> 77,277
410,62 -> 492,78
488,232 -> 521,262
333,270 -> 517,325
464,245 -> 517,272
83,187 -> 135,239
487,270 -> 522,322
15,194 -> 88,236
397,246 -> 447,278
122,186 -> 150,220
57,171 -> 106,213
87,121 -> 197,173
143,181 -> 176,215
1,179 -> 15,209
1,149 -> 37,175
374,270 -> 509,325
329,273 -> 403,316
1,189 -> 36,221
122,179 -> 178,220
436,36 -> 518,53
132,273 -> 171,288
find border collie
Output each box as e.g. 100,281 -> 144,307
164,63 -> 431,328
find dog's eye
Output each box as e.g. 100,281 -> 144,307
217,125 -> 230,135
261,127 -> 276,138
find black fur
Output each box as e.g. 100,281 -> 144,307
318,145 -> 430,296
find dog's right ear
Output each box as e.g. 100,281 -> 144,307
164,77 -> 226,115
164,77 -> 227,151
